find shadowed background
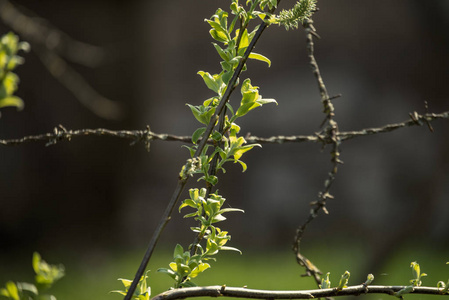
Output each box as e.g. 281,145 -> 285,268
0,0 -> 448,297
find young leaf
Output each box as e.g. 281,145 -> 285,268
233,143 -> 261,161
174,244 -> 184,258
0,96 -> 24,110
192,127 -> 206,144
248,52 -> 271,67
209,29 -> 229,43
219,246 -> 242,254
320,272 -> 331,289
213,43 -> 230,62
197,71 -> 221,94
1,281 -> 20,300
217,208 -> 245,214
336,271 -> 350,290
32,252 -> 65,288
189,263 -> 211,278
157,268 -> 177,281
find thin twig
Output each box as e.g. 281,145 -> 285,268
35,48 -> 124,120
125,179 -> 188,300
292,17 -> 339,288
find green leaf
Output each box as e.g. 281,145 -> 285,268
213,43 -> 230,62
320,272 -> 331,289
0,72 -> 19,98
233,144 -> 261,160
189,263 -> 211,278
218,208 -> 245,214
0,96 -> 24,110
179,199 -> 197,211
206,20 -> 226,33
211,131 -> 222,142
156,268 -> 177,280
117,278 -> 133,289
181,145 -> 197,158
197,71 -> 223,94
221,70 -> 233,84
179,281 -> 197,288
237,29 -> 249,55
192,127 -> 206,144
17,282 -> 38,297
209,29 -> 229,43
110,290 -> 127,296
32,252 -> 65,288
235,102 -> 259,117
174,244 -> 184,258
205,175 -> 218,186
211,214 -> 227,223
257,98 -> 277,105
337,271 -> 350,290
2,282 -> 20,300
220,246 -> 242,254
206,239 -> 219,256
248,52 -> 271,67
197,71 -> 220,93
187,104 -> 216,125
235,160 -> 248,172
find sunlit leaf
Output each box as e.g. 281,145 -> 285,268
0,96 -> 24,110
189,263 -> 211,278
248,52 -> 271,67
209,29 -> 229,43
220,246 -> 242,254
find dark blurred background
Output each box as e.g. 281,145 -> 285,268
0,0 -> 448,288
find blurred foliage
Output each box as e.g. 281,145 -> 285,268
0,32 -> 29,115
0,253 -> 64,300
1,243 -> 447,300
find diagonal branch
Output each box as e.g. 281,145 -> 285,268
123,7 -> 280,300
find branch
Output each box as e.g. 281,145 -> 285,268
123,5 -> 281,299
291,17 -> 339,288
151,285 -> 449,300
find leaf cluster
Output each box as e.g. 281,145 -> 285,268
0,32 -> 29,114
0,252 -> 64,300
158,189 -> 243,288
185,1 -> 277,186
110,271 -> 151,300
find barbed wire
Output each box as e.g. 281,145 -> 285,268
1,111 -> 447,150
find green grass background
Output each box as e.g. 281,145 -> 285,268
1,242 -> 448,300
